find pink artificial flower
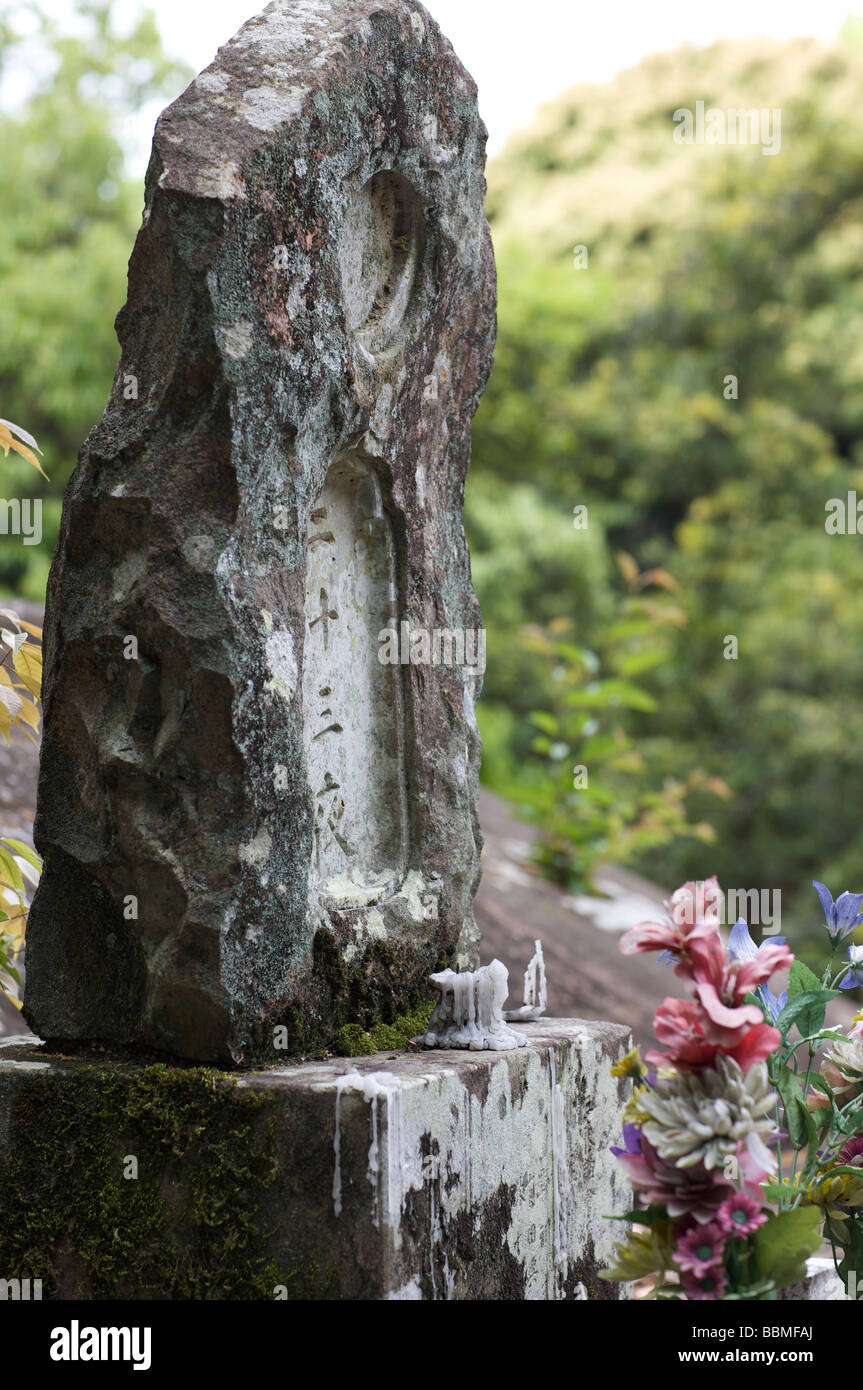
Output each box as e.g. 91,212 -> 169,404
675,1222 -> 727,1277
649,996 -> 781,1073
641,928 -> 790,1072
649,998 -> 720,1070
669,877 -> 724,929
735,1135 -> 778,1196
690,931 -> 793,1016
838,1134 -> 863,1166
612,1133 -> 734,1224
725,1023 -> 783,1073
619,877 -> 721,977
682,1266 -> 728,1300
716,1193 -> 767,1238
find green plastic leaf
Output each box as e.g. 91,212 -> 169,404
752,1207 -> 823,1289
788,958 -> 821,999
724,1280 -> 779,1300
599,1225 -> 673,1281
606,1204 -> 668,1227
774,1065 -> 809,1149
836,1218 -> 863,1298
761,1182 -> 796,1203
776,988 -> 839,1041
810,1073 -> 835,1100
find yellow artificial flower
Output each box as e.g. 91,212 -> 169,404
611,1046 -> 646,1080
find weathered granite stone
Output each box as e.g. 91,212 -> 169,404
0,1019 -> 633,1301
24,0 -> 496,1063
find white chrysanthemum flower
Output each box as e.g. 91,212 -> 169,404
825,1033 -> 863,1082
640,1055 -> 776,1171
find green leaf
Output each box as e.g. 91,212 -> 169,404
774,1065 -> 809,1149
606,1204 -> 668,1226
0,847 -> 25,897
803,1099 -> 819,1154
751,1207 -> 823,1289
761,1182 -> 796,1203
1,962 -> 21,989
775,988 -> 839,1041
0,837 -> 41,873
788,958 -> 821,999
723,1280 -> 779,1300
836,1218 -> 863,1298
563,679 -> 658,712
579,734 -> 619,761
810,1073 -> 835,1100
599,1225 -> 673,1281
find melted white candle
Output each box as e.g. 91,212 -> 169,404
420,959 -> 527,1050
504,939 -> 548,1022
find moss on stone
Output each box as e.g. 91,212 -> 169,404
332,1001 -> 434,1057
0,1062 -> 292,1299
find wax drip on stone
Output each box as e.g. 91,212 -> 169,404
418,958 -> 527,1050
332,1069 -> 363,1216
549,1049 -> 569,1287
503,939 -> 547,1022
331,1068 -> 404,1224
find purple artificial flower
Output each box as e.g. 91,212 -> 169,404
839,944 -> 863,991
675,1222 -> 727,1277
727,918 -> 788,1022
813,882 -> 863,943
682,1266 -> 728,1300
610,1122 -> 642,1159
715,1193 -> 767,1238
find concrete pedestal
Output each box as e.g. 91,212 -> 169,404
0,1019 -> 632,1301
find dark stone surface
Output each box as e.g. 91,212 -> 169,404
24,0 -> 496,1063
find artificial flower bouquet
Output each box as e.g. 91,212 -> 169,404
602,878 -> 863,1299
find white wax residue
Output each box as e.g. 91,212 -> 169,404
420,959 -> 527,1050
332,1068 -> 363,1216
549,1051 -> 569,1286
503,939 -> 548,1023
331,1069 -> 404,1224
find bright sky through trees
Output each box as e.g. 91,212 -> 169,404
128,0 -> 859,160
8,1 -> 861,165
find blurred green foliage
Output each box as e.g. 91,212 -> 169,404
503,557 -> 730,891
0,0 -> 190,596
468,35 -> 863,929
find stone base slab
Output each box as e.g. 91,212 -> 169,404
0,1019 -> 632,1301
779,1257 -> 851,1301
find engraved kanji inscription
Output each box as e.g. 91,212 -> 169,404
302,454 -> 408,907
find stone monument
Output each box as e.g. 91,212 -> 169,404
24,0 -> 495,1063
